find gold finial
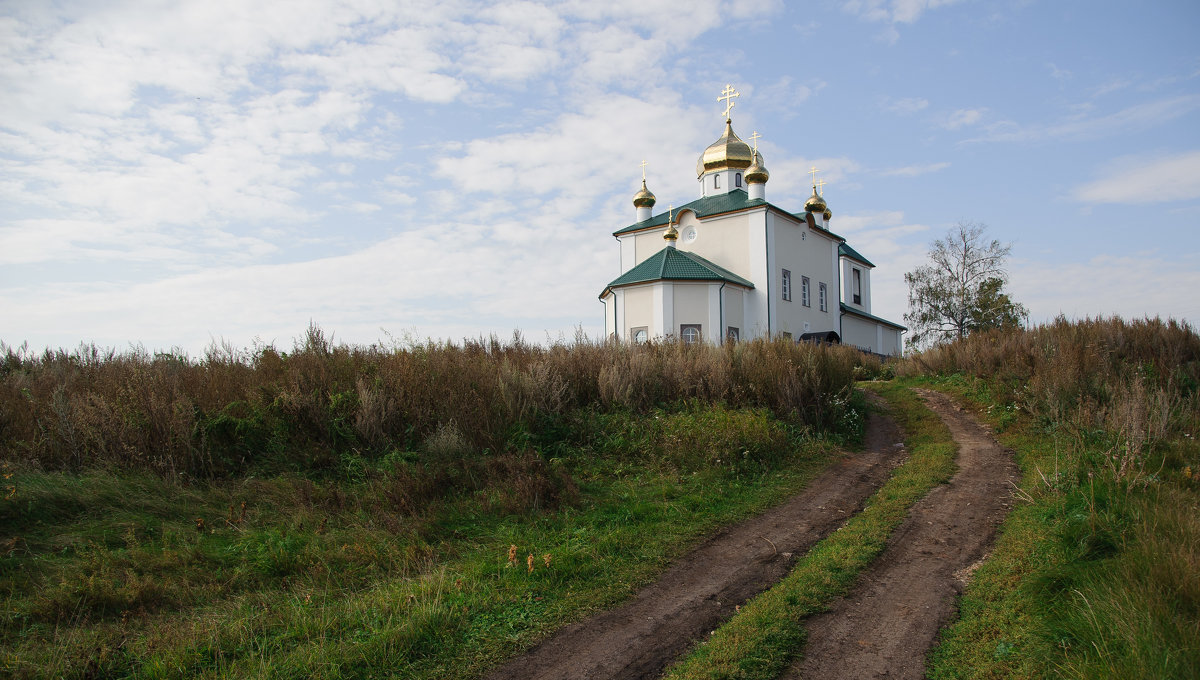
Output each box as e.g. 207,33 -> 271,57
668,204 -> 674,223
809,165 -> 819,186
718,84 -> 740,121
749,131 -> 761,153
815,178 -> 826,195
640,159 -> 647,180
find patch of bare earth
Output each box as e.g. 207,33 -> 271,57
783,388 -> 1019,680
484,401 -> 906,680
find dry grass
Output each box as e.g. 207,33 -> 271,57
0,326 -> 870,480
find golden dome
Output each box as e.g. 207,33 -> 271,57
745,150 -> 769,184
804,186 -> 827,213
632,179 -> 656,208
696,120 -> 754,177
823,209 -> 832,220
664,223 -> 679,242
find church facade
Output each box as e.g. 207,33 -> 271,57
599,88 -> 905,356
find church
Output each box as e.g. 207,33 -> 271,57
599,86 -> 905,356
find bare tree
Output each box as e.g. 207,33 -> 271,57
904,222 -> 1027,348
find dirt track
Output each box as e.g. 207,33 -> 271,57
484,401 -> 907,680
484,389 -> 1017,679
784,389 -> 1019,679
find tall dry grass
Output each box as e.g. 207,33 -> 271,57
0,326 -> 871,479
899,315 -> 1200,484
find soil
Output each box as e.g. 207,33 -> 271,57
484,398 -> 908,680
484,389 -> 1018,680
783,388 -> 1020,680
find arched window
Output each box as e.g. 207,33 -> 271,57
714,174 -> 720,189
735,173 -> 742,187
681,324 -> 702,344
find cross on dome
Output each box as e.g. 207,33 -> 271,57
718,84 -> 740,121
640,159 -> 648,180
749,131 -> 761,152
816,178 -> 826,195
809,165 -> 820,186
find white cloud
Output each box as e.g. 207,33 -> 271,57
1011,254 -> 1200,326
964,95 -> 1200,144
1073,150 -> 1200,204
884,97 -> 929,114
843,0 -> 963,25
943,108 -> 985,129
879,161 -> 950,177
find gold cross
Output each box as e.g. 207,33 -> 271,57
809,166 -> 819,186
816,178 -> 826,195
718,84 -> 740,120
668,204 -> 674,223
749,131 -> 761,152
640,159 -> 647,180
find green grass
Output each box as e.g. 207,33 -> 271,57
660,381 -> 958,679
0,403 -> 851,679
922,374 -> 1200,680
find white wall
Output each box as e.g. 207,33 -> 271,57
771,212 -> 839,337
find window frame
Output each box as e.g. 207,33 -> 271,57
631,326 -> 649,343
819,282 -> 828,312
801,275 -> 811,307
714,174 -> 720,189
781,269 -> 792,301
726,326 -> 739,343
680,324 -> 702,344
852,268 -> 862,305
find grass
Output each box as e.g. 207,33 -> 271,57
904,316 -> 1200,679
922,375 -> 1200,679
0,402 -> 853,679
660,380 -> 958,679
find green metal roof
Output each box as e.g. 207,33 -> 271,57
599,247 -> 755,298
614,190 -> 846,243
615,191 -> 766,235
839,243 -> 875,268
840,303 -> 906,330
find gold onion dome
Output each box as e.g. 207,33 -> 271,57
745,150 -> 769,184
804,186 -> 827,213
632,179 -> 656,208
696,120 -> 754,177
664,223 -> 679,242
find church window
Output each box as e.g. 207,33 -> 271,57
681,324 -> 702,344
714,174 -> 720,189
819,282 -> 828,312
802,276 -> 811,307
852,268 -> 862,305
727,326 -> 739,343
632,327 -> 648,343
735,172 -> 742,187
782,269 -> 792,301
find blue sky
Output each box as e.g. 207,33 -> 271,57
3,0 -> 1198,355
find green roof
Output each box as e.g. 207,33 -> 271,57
840,303 -> 906,330
839,243 -> 875,267
615,191 -> 766,235
615,189 -> 846,242
600,247 -> 755,298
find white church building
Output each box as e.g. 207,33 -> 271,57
600,87 -> 905,356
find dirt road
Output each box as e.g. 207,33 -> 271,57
784,389 -> 1019,679
485,402 -> 907,680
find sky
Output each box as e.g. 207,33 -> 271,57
3,0 -> 1199,356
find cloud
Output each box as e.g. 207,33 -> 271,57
884,97 -> 929,114
879,161 -> 950,177
963,95 -> 1200,144
842,0 -> 963,25
1011,254 -> 1200,326
1073,150 -> 1200,204
943,108 -> 985,129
